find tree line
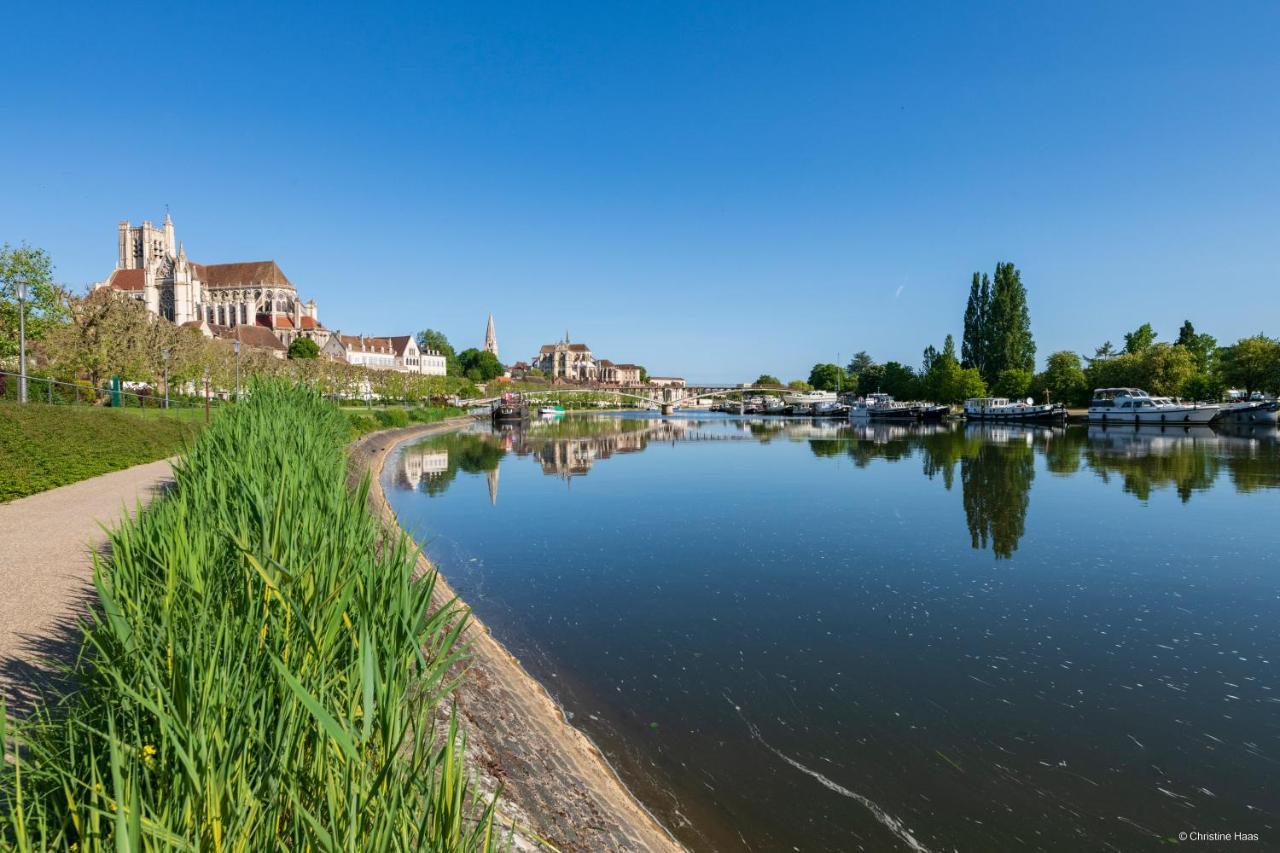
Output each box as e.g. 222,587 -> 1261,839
772,261 -> 1279,405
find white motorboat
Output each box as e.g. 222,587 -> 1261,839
850,392 -> 947,421
783,390 -> 838,407
1087,388 -> 1219,425
964,396 -> 1067,424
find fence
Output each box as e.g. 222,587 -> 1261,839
0,370 -> 224,413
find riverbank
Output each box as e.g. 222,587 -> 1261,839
352,420 -> 683,853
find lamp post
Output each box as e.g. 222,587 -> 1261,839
233,339 -> 242,401
203,367 -> 210,423
15,277 -> 28,404
162,349 -> 170,409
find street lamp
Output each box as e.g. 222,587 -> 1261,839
203,367 -> 210,423
233,339 -> 242,401
161,349 -> 170,409
15,277 -> 28,404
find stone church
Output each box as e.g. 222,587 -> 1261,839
96,214 -> 328,349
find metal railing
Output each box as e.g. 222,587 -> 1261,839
0,370 -> 223,414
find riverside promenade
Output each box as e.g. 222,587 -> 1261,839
0,459 -> 174,712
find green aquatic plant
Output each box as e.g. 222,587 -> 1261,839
2,382 -> 498,851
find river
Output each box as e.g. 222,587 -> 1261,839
382,414 -> 1279,851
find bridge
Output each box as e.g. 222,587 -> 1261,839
464,384 -> 792,415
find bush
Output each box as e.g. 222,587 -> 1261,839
1,382 -> 496,850
375,406 -> 411,428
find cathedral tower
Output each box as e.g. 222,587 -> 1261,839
484,314 -> 499,359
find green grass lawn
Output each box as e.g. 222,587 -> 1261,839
0,402 -> 207,501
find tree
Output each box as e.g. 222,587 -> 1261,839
1,243 -> 69,361
417,329 -> 460,376
921,352 -> 986,404
288,337 -> 320,359
1033,351 -> 1088,407
921,344 -> 939,374
1218,335 -> 1280,396
855,363 -> 885,396
992,368 -> 1033,400
846,351 -> 874,377
787,379 -> 812,391
1175,320 -> 1217,376
880,361 -> 919,400
985,262 -> 1035,381
754,374 -> 782,387
941,334 -> 958,364
1123,323 -> 1158,354
808,363 -> 846,391
1137,344 -> 1196,396
457,347 -> 504,382
961,272 -> 990,373
638,366 -> 648,383
1092,341 -> 1116,361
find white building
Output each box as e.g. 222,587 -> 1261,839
321,333 -> 447,375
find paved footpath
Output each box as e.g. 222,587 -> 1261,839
0,459 -> 175,713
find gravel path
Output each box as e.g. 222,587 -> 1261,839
0,458 -> 175,713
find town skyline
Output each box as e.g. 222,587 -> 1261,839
3,3 -> 1277,381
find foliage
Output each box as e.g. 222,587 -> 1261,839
920,354 -> 986,404
986,262 -> 1035,380
344,404 -> 463,439
807,363 -> 847,391
0,402 -> 204,501
845,351 -> 874,380
961,272 -> 990,374
1123,322 -> 1158,354
287,336 -> 320,359
1217,335 -> 1280,395
1032,351 -> 1089,407
0,243 -> 70,362
1176,321 -> 1217,375
0,383 -> 497,850
992,368 -> 1033,400
1084,343 -> 1203,397
787,380 -> 812,391
754,374 -> 782,388
457,348 -> 504,382
416,328 -> 460,376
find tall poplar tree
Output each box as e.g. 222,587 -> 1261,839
961,272 -> 990,374
986,261 -> 1035,379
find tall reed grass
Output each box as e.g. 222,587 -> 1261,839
2,382 -> 497,850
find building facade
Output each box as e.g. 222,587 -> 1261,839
532,336 -> 596,382
96,214 -> 329,349
321,333 -> 447,375
596,360 -> 643,385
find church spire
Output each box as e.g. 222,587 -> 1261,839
484,314 -> 498,359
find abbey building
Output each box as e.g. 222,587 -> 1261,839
95,214 -> 329,349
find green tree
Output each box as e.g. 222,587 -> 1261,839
1092,341 -> 1116,361
638,366 -> 648,383
922,356 -> 986,404
993,368 -> 1033,400
1033,351 -> 1089,407
846,351 -> 874,376
880,361 -> 919,400
961,272 -> 990,374
787,379 -> 812,391
921,344 -> 939,374
1,243 -> 69,361
1123,323 -> 1158,354
808,362 -> 846,391
416,328 -> 460,376
288,337 -> 320,359
1175,320 -> 1217,375
1218,335 -> 1280,395
457,347 -> 504,382
754,373 -> 783,387
985,262 -> 1035,381
1137,344 -> 1196,396
855,363 -> 885,396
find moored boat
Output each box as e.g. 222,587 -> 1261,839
491,393 -> 529,424
1219,399 -> 1279,426
538,405 -> 566,417
1087,388 -> 1219,425
964,396 -> 1068,424
851,392 -> 947,421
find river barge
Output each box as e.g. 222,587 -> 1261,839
964,396 -> 1068,424
491,393 -> 529,424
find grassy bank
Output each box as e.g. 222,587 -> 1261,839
344,404 -> 468,439
1,383 -> 496,850
0,403 -> 206,502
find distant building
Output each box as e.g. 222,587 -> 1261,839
209,323 -> 288,358
648,376 -> 685,388
532,335 -> 596,382
96,213 -> 329,349
321,334 -> 447,375
484,314 -> 499,360
597,360 -> 643,385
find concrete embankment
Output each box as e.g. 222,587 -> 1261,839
351,420 -> 683,853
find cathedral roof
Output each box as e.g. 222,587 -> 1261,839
210,323 -> 287,351
106,268 -> 145,291
195,260 -> 293,289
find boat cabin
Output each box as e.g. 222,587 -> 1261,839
1089,388 -> 1150,409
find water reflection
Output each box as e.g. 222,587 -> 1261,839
396,416 -> 1279,560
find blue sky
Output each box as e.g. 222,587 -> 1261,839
2,1 -> 1276,382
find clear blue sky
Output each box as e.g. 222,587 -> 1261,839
2,1 -> 1276,382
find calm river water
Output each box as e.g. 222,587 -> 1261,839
383,415 -> 1279,851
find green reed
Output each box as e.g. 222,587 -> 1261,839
2,382 -> 497,851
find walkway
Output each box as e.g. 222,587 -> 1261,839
0,458 -> 175,713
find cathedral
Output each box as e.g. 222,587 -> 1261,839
96,214 -> 328,349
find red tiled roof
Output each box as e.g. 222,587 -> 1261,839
299,315 -> 322,330
210,323 -> 286,351
195,261 -> 293,289
568,343 -> 590,352
107,268 -> 145,291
